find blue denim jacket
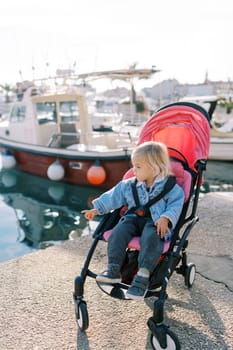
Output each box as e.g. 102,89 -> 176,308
92,175 -> 185,234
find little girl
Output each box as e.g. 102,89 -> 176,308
82,141 -> 184,300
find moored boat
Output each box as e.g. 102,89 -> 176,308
0,67 -> 159,189
0,86 -> 132,189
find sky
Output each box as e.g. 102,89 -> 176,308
0,0 -> 233,89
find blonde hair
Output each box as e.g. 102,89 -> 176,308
131,141 -> 171,177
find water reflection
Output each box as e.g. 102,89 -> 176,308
0,169 -> 103,261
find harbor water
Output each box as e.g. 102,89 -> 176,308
0,167 -> 103,263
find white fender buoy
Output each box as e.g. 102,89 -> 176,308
1,152 -> 16,169
47,160 -> 65,181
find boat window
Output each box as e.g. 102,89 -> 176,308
60,101 -> 79,123
36,102 -> 57,125
9,105 -> 26,122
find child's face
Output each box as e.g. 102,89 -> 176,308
131,155 -> 158,185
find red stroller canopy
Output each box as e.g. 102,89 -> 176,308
137,103 -> 210,171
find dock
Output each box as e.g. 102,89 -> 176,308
0,192 -> 232,350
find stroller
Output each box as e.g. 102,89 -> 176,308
73,102 -> 210,349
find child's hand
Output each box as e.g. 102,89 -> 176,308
81,209 -> 98,221
154,217 -> 170,239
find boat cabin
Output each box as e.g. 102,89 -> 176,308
4,86 -> 92,147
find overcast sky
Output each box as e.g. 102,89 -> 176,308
0,0 -> 232,87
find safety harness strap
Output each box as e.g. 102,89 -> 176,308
130,175 -> 176,217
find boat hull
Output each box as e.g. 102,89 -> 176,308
209,138 -> 233,161
0,139 -> 132,189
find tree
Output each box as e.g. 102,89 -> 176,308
0,83 -> 14,103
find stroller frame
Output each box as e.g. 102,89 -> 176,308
73,102 -> 210,350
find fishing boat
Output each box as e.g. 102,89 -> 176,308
179,95 -> 233,161
0,67 -> 159,189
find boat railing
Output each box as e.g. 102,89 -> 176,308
47,131 -> 80,148
47,129 -> 136,150
121,112 -> 149,126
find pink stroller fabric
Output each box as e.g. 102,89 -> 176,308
138,104 -> 210,171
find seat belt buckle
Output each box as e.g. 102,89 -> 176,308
135,207 -> 149,217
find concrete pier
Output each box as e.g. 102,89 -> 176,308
0,192 -> 232,350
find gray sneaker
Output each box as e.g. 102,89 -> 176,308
126,274 -> 149,300
96,264 -> 121,284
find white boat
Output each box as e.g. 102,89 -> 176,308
208,135 -> 233,161
88,96 -> 123,130
88,82 -> 151,131
0,67 -> 158,189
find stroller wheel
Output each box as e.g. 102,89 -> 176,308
185,263 -> 196,288
75,300 -> 89,331
150,329 -> 180,350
